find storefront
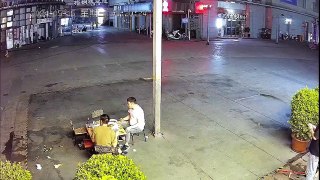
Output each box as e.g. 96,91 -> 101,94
113,2 -> 152,32
0,2 -> 63,51
215,2 -> 247,38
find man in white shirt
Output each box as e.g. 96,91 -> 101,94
119,97 -> 145,151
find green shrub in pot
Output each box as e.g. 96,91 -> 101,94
288,86 -> 319,141
74,154 -> 146,180
0,160 -> 32,180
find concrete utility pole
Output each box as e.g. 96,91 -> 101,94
153,0 -> 162,137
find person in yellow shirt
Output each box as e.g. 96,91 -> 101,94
92,114 -> 118,154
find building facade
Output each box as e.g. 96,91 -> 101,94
108,0 -> 319,43
71,0 -> 108,29
0,0 -> 70,51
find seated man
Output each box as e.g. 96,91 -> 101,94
92,114 -> 118,154
119,97 -> 145,151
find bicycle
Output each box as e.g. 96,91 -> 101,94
308,41 -> 318,50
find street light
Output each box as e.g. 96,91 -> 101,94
276,13 -> 284,44
204,5 -> 212,45
187,9 -> 191,40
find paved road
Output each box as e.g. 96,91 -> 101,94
0,27 -> 319,179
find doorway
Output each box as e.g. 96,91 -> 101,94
225,20 -> 243,36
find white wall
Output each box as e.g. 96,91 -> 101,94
271,8 -> 315,40
250,5 -> 266,38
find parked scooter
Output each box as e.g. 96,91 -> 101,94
260,28 -> 271,39
165,30 -> 187,40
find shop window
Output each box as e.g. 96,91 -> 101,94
285,18 -> 292,24
20,8 -> 25,14
7,10 -> 13,16
313,2 -> 319,12
7,21 -> 12,27
1,17 -> 6,24
302,0 -> 306,8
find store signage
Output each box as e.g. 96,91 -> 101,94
115,3 -> 152,13
280,0 -> 297,6
162,0 -> 172,12
37,18 -> 52,24
36,9 -> 70,18
36,9 -> 49,18
74,0 -> 108,5
218,13 -> 246,20
163,0 -> 169,12
195,2 -> 211,14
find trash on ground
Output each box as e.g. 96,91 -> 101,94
47,156 -> 51,159
43,145 -> 53,152
54,164 -> 62,169
36,164 -> 42,170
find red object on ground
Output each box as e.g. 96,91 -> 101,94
277,169 -> 306,175
83,139 -> 94,149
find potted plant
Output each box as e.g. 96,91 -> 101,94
288,86 -> 319,153
0,160 -> 32,180
74,154 -> 146,180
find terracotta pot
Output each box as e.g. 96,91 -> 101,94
291,134 -> 310,153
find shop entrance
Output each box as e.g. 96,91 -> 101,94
225,20 -> 240,36
218,12 -> 246,37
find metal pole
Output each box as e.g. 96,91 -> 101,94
153,0 -> 162,137
150,14 -> 152,38
276,15 -> 279,44
206,7 -> 210,45
188,9 -> 190,40
70,5 -> 73,36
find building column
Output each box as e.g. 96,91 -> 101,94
131,13 -> 135,31
245,4 -> 250,29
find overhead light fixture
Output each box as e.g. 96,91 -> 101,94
227,9 -> 234,14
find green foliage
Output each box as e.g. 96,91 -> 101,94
0,160 -> 32,180
74,154 -> 146,180
289,87 -> 319,141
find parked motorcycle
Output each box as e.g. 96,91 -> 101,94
260,28 -> 271,39
165,30 -> 188,40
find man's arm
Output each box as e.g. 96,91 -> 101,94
120,115 -> 130,121
308,123 -> 318,140
111,132 -> 117,147
91,129 -> 96,143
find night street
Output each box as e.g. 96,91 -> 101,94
1,27 -> 319,179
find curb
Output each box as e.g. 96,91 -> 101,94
10,95 -> 30,169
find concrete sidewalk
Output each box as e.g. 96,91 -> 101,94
23,79 -> 299,179
1,27 -> 319,180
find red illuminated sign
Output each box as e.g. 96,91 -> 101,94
162,0 -> 169,12
195,2 -> 211,14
